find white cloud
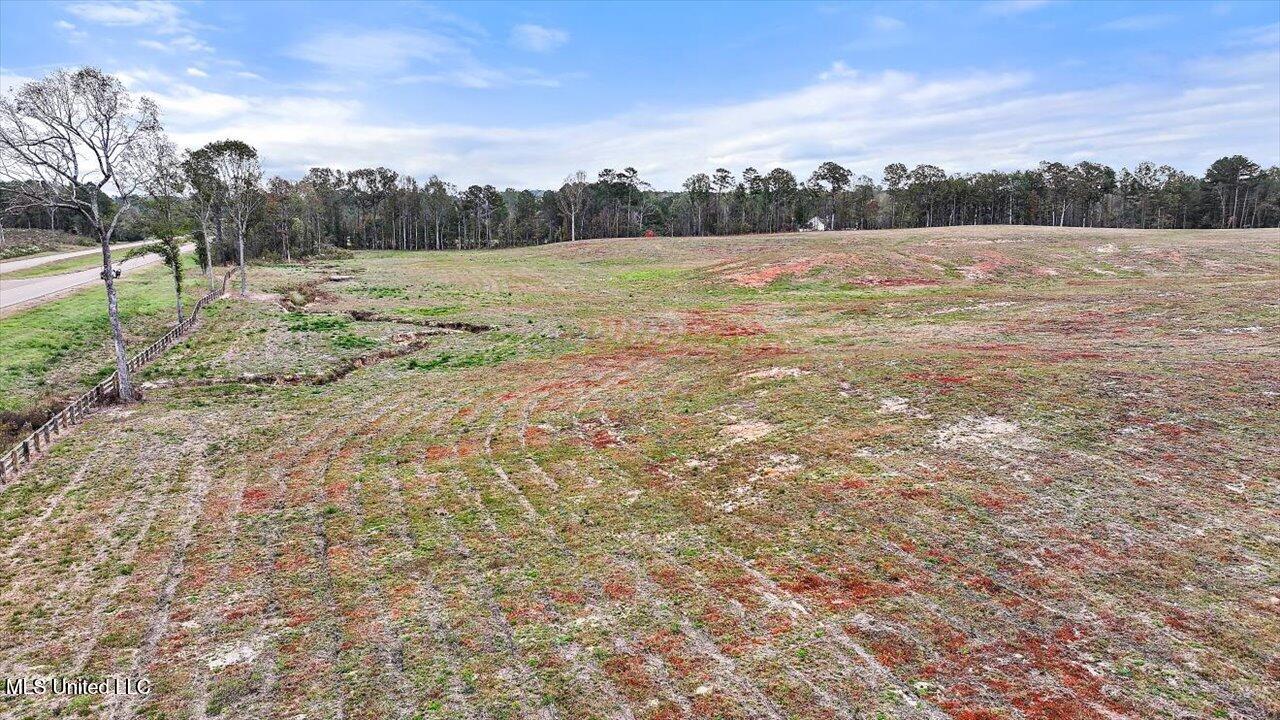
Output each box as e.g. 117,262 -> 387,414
185,67 -> 208,78
288,27 -> 561,89
54,19 -> 88,42
287,29 -> 462,73
394,66 -> 561,89
151,84 -> 253,123
870,16 -> 905,32
0,70 -> 35,95
818,61 -> 856,81
1228,22 -> 1280,47
1099,14 -> 1177,31
170,34 -> 212,53
114,67 -> 175,88
981,0 -> 1051,16
136,52 -> 1276,189
510,24 -> 569,52
138,34 -> 212,53
66,1 -> 186,33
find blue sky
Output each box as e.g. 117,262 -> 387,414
1,0 -> 1277,188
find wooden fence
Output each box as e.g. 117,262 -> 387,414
0,268 -> 236,481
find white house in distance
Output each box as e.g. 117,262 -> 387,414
800,216 -> 827,232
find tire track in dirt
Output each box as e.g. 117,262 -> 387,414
383,461 -> 487,720
169,460 -> 251,720
0,453 -> 97,562
188,390 -> 400,719
363,394 -> 481,719
67,444 -> 189,677
475,366 -> 800,719
402,379 -> 608,717
108,452 -> 213,720
483,369 -> 679,719
527,349 -> 948,718
447,465 -> 560,720
277,391 -> 423,720
711,546 -> 951,720
506,353 -> 819,717
643,543 -> 868,719
322,416 -> 440,720
615,553 -> 789,720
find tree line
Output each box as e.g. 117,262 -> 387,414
148,155 -> 1279,259
2,67 -> 1278,401
11,147 -> 1280,261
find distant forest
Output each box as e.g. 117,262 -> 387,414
4,155 -> 1278,259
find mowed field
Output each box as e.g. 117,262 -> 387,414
1,226 -> 1277,720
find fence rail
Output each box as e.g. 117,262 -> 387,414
0,268 -> 236,481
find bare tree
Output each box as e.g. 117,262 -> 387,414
0,67 -> 166,402
556,170 -> 588,242
202,140 -> 262,295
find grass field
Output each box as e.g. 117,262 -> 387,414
0,253 -> 114,280
0,226 -> 1276,720
0,257 -> 206,415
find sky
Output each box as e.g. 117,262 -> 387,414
1,0 -> 1277,189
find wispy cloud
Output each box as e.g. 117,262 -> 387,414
138,49 -> 1277,188
393,67 -> 562,89
137,35 -> 212,53
510,24 -> 569,52
53,20 -> 87,42
66,1 -> 188,34
981,1 -> 1051,17
1228,22 -> 1280,47
67,1 -> 210,53
870,16 -> 905,32
288,27 -> 561,89
286,29 -> 462,74
185,67 -> 207,78
818,61 -> 857,81
1099,14 -> 1178,31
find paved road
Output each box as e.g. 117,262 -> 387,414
0,239 -> 151,274
0,243 -> 194,311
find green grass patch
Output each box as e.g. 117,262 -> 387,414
0,257 -> 203,412
352,285 -> 406,298
395,305 -> 463,317
285,313 -> 350,332
0,253 -> 105,279
331,333 -> 378,350
404,345 -> 519,372
613,268 -> 686,284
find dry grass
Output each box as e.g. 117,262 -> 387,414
1,226 -> 1276,720
0,228 -> 96,261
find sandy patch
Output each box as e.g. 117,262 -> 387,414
717,452 -> 803,513
740,366 -> 808,380
208,636 -> 266,672
935,415 -> 1039,451
879,396 -> 910,414
721,419 -> 774,445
